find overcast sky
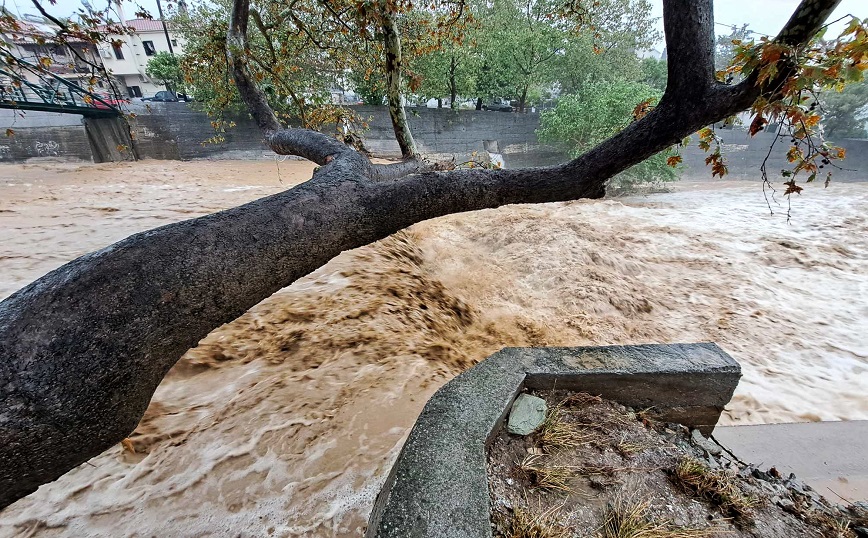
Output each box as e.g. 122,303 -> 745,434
650,0 -> 868,49
8,0 -> 868,46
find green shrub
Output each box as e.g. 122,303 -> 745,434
538,80 -> 680,192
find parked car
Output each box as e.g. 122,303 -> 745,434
142,90 -> 190,102
482,101 -> 514,112
91,92 -> 130,109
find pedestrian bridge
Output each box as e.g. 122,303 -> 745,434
0,57 -> 122,118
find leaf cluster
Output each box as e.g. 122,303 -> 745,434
712,16 -> 868,188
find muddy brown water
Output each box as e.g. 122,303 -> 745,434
0,160 -> 866,537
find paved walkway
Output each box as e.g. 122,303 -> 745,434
714,421 -> 868,502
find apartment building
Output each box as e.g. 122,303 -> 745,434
1,15 -> 102,87
98,18 -> 185,98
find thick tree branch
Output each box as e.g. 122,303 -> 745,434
776,0 -> 843,48
381,6 -> 418,158
662,0 -> 716,99
0,0 -> 845,511
226,0 -> 282,135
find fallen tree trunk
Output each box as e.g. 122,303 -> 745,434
0,0 -> 840,510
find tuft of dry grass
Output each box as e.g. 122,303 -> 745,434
671,458 -> 758,520
796,497 -> 857,538
560,393 -> 635,432
518,454 -> 574,492
538,406 -> 594,451
598,494 -> 717,538
562,392 -> 604,407
616,435 -> 653,458
507,505 -> 572,538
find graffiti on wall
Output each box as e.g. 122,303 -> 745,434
35,140 -> 60,156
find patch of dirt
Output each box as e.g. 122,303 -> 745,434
488,391 -> 865,538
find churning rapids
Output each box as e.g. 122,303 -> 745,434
0,160 -> 866,536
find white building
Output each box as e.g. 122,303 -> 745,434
99,18 -> 185,98
1,15 -> 102,87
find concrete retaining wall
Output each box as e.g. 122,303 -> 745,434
1,105 -> 866,181
0,110 -> 92,162
366,343 -> 741,538
124,104 -> 565,167
681,128 -> 868,181
84,117 -> 136,163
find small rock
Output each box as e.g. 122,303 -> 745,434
853,527 -> 868,538
690,429 -> 722,456
752,468 -> 773,481
507,394 -> 547,436
777,497 -> 796,512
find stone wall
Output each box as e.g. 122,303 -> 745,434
367,343 -> 742,538
0,104 -> 866,181
680,128 -> 868,182
0,110 -> 92,162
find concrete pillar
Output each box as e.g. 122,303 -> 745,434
83,116 -> 138,163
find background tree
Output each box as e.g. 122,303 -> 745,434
640,56 -> 668,91
145,51 -> 186,93
715,23 -> 753,73
175,0 -> 349,129
1,0 -> 864,512
538,79 -> 678,190
473,0 -> 572,111
177,0 -> 473,158
820,71 -> 868,140
555,0 -> 659,92
349,70 -> 387,105
408,36 -> 479,108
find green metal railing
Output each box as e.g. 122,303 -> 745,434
0,56 -> 123,118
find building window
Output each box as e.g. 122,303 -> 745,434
171,39 -> 177,47
143,41 -> 156,56
128,86 -> 142,98
112,43 -> 124,60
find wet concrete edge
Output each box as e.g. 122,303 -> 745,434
366,342 -> 742,538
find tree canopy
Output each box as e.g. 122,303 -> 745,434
538,79 -> 679,190
820,71 -> 868,140
145,51 -> 186,92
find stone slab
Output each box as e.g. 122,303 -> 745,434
366,343 -> 741,538
506,394 -> 547,435
714,421 -> 868,502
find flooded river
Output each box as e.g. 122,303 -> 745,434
0,160 -> 866,536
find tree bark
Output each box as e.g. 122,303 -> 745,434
518,85 -> 528,113
0,0 -> 842,510
450,55 -> 457,109
381,7 -> 417,158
